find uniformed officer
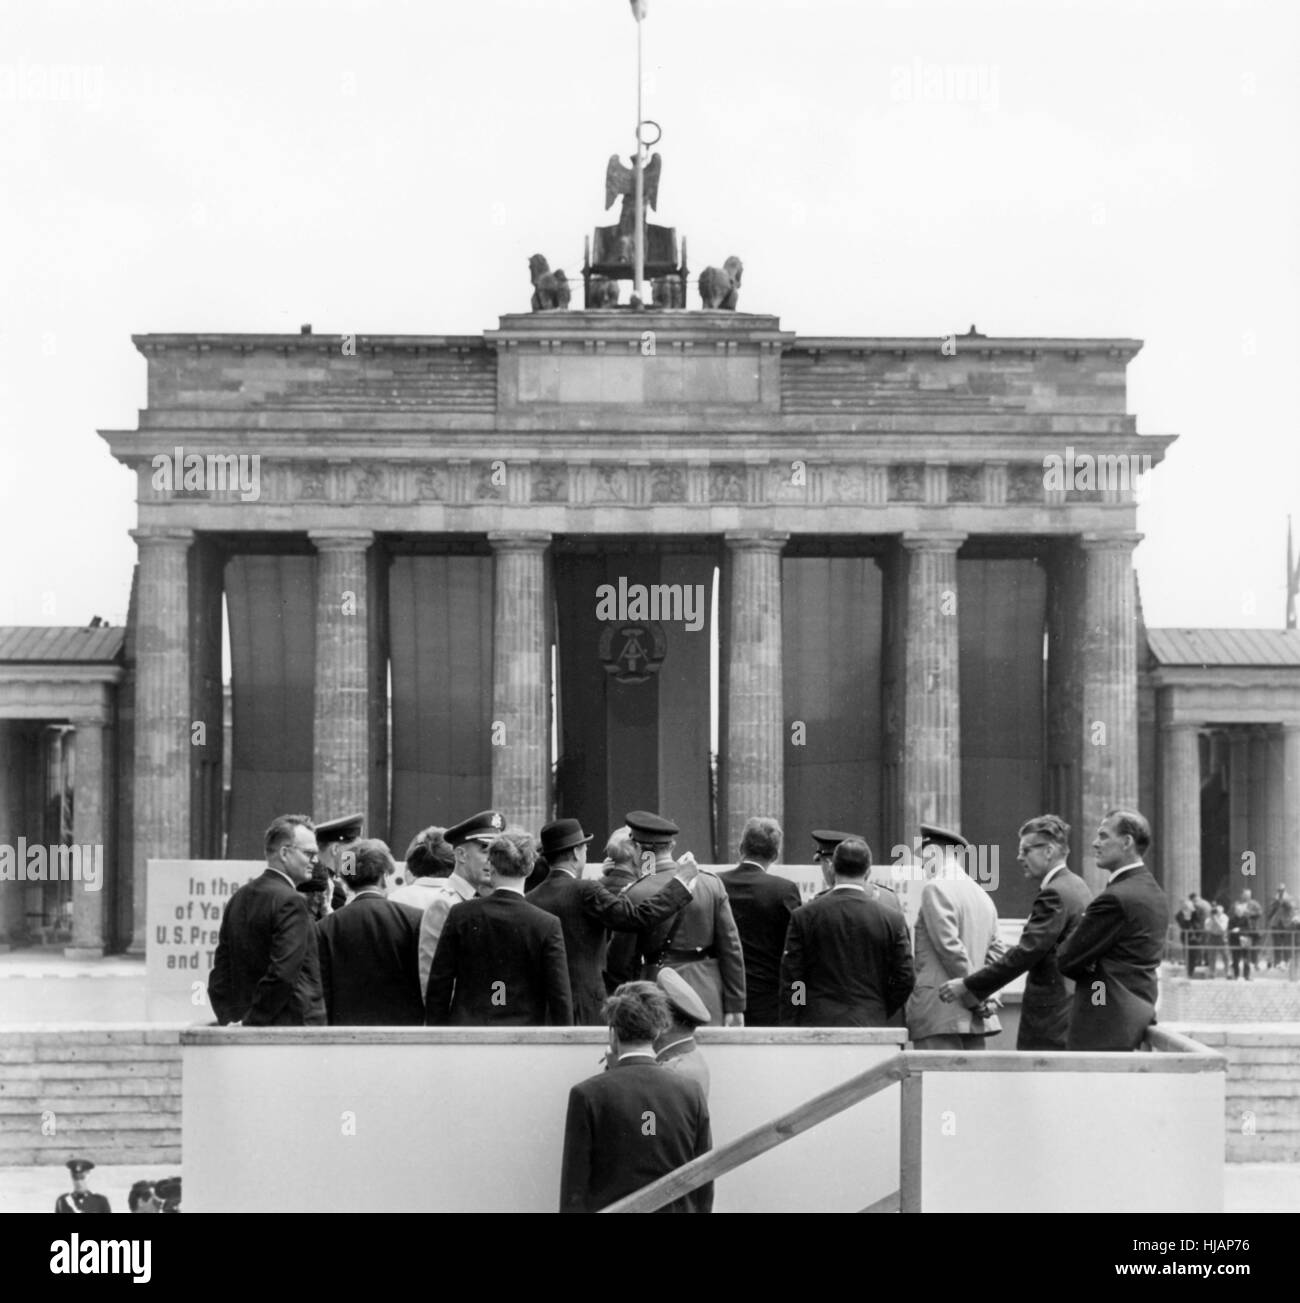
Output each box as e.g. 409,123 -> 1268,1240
623,810 -> 746,1026
417,809 -> 505,995
55,1158 -> 112,1214
654,966 -> 712,1097
301,811 -> 365,919
812,829 -> 902,913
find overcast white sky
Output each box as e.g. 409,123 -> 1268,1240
1,0 -> 1297,631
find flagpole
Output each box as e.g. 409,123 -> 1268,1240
633,9 -> 645,305
1288,514 -> 1297,630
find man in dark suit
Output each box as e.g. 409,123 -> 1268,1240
940,813 -> 1093,1050
425,829 -> 574,1026
209,814 -> 326,1026
560,982 -> 712,1213
316,838 -> 424,1024
718,816 -> 801,1026
1058,808 -> 1170,1050
527,817 -> 697,1025
779,838 -> 915,1027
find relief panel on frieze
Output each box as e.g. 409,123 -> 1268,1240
888,464 -> 924,502
473,463 -> 506,501
352,465 -> 386,501
826,465 -> 867,504
767,462 -> 809,503
297,462 -> 329,501
1007,465 -> 1045,504
532,464 -> 569,502
709,464 -> 746,503
948,465 -> 984,503
414,466 -> 448,501
591,465 -> 629,503
650,466 -> 686,503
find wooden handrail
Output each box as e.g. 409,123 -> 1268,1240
1143,1025 -> 1220,1056
600,1028 -> 1221,1213
600,1052 -> 908,1213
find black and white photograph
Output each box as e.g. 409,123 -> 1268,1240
0,0 -> 1296,1257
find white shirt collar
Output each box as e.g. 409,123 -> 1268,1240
1107,860 -> 1144,886
656,1035 -> 696,1055
831,882 -> 867,893
1041,863 -> 1067,888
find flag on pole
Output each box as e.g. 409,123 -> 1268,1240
1287,515 -> 1298,630
629,0 -> 647,19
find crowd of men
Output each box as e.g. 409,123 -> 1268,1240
207,803 -> 1171,1211
208,804 -> 1170,1050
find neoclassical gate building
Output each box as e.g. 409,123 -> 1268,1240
86,307 -> 1181,951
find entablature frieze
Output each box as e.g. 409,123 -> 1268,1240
121,452 -> 1161,514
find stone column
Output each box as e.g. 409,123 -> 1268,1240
310,531 -> 374,820
1159,722 -> 1201,905
899,533 -> 965,834
723,532 -> 787,855
66,720 -> 107,958
129,527 -> 194,954
1277,726 -> 1300,905
489,532 -> 551,832
1078,533 -> 1141,891
1228,730 -> 1251,888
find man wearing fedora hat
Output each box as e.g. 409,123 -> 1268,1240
527,817 -> 699,1024
55,1159 -> 111,1214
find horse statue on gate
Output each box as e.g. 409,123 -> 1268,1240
698,256 -> 743,310
529,254 -> 571,311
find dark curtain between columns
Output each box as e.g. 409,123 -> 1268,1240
388,554 -> 493,855
958,558 -> 1047,919
189,538 -> 224,860
781,556 -> 885,859
555,545 -> 715,859
224,555 -> 316,858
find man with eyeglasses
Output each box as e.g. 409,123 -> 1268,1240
939,814 -> 1093,1051
208,813 -> 327,1026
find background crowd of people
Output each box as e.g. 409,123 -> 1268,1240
1174,885 -> 1298,980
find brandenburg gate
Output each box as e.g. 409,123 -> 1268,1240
98,301 -> 1172,949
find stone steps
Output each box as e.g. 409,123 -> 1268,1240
0,1028 -> 181,1167
1172,1026 -> 1300,1163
